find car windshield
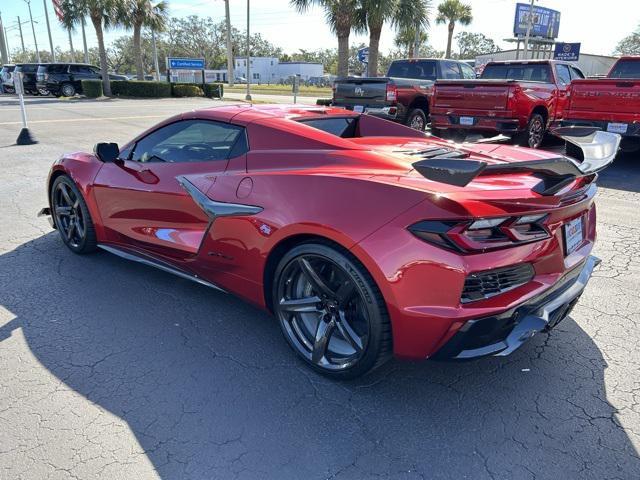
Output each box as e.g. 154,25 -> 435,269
387,60 -> 437,80
609,60 -> 640,79
481,63 -> 551,82
297,117 -> 358,138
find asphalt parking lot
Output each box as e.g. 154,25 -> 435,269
1,96 -> 639,480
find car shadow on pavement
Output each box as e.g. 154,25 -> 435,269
596,151 -> 640,194
1,233 -> 639,479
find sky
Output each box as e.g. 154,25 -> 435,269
1,0 -> 638,60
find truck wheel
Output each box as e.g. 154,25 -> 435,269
406,109 -> 427,131
61,83 -> 76,97
515,113 -> 546,148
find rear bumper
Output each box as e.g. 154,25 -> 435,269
554,119 -> 640,138
432,255 -> 600,360
431,112 -> 523,133
332,102 -> 407,123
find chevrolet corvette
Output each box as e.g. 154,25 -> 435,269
38,105 -> 619,378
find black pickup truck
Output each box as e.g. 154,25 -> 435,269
332,58 -> 476,130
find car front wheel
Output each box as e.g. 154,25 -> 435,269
51,175 -> 97,254
273,243 -> 392,379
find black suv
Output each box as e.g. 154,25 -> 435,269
37,63 -> 104,97
15,63 -> 49,95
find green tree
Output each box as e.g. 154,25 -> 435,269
435,0 -> 472,59
122,0 -> 168,80
290,0 -> 361,77
614,26 -> 640,55
394,25 -> 428,58
455,31 -> 499,59
358,0 -> 430,76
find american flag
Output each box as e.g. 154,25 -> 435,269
52,0 -> 65,22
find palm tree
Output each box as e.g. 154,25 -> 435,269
60,0 -> 123,96
291,0 -> 361,77
435,0 -> 472,59
359,0 -> 430,76
122,0 -> 169,81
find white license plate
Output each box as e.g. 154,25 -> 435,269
564,216 -> 584,256
459,116 -> 474,126
353,105 -> 364,113
607,122 -> 628,134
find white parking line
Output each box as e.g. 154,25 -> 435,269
0,115 -> 168,125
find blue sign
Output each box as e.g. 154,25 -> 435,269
513,3 -> 561,39
357,47 -> 369,63
554,42 -> 581,61
167,57 -> 205,70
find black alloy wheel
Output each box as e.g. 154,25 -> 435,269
406,108 -> 427,131
51,175 -> 97,254
273,243 -> 392,379
516,113 -> 546,149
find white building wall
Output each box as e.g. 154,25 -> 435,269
276,63 -> 324,82
234,57 -> 279,83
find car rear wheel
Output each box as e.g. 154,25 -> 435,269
406,109 -> 427,131
515,113 -> 546,148
61,83 -> 76,97
273,243 -> 392,379
51,175 -> 97,254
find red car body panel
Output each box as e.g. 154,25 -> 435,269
431,60 -> 578,135
45,104 -> 601,361
557,57 -> 640,145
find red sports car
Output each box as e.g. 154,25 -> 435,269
39,105 -> 619,378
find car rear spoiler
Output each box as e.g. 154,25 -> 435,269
412,127 -> 621,195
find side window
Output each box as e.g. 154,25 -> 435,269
441,61 -> 461,79
69,65 -> 80,74
555,64 -> 572,85
570,66 -> 584,79
131,120 -> 244,163
460,63 -> 476,79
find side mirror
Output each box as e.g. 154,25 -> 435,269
94,142 -> 120,162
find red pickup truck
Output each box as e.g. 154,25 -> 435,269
555,57 -> 640,152
430,60 -> 585,148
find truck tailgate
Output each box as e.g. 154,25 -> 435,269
569,79 -> 640,115
433,80 -> 512,110
333,77 -> 389,107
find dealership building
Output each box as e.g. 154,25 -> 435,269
234,57 -> 323,83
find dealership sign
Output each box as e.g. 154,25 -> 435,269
513,3 -> 561,39
167,57 -> 206,70
554,43 -> 581,61
357,47 -> 369,64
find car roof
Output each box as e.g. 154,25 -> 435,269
192,104 -> 356,124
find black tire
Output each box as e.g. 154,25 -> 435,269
514,113 -> 546,148
50,175 -> 98,254
61,83 -> 76,97
405,108 -> 427,131
273,243 -> 392,379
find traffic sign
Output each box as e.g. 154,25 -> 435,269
357,47 -> 369,64
167,57 -> 206,70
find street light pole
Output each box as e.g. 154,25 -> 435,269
245,0 -> 251,101
17,16 -> 26,54
25,1 -> 40,63
224,0 -> 234,86
151,29 -> 160,81
523,0 -> 535,59
0,13 -> 9,65
43,0 -> 56,61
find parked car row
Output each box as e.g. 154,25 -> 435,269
1,62 -> 130,97
331,56 -> 640,152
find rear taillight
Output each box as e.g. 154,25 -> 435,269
409,214 -> 549,253
386,83 -> 397,103
507,84 -> 521,111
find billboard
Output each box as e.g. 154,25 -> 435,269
513,3 -> 561,39
553,43 -> 581,61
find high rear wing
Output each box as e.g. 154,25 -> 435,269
412,127 -> 621,195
